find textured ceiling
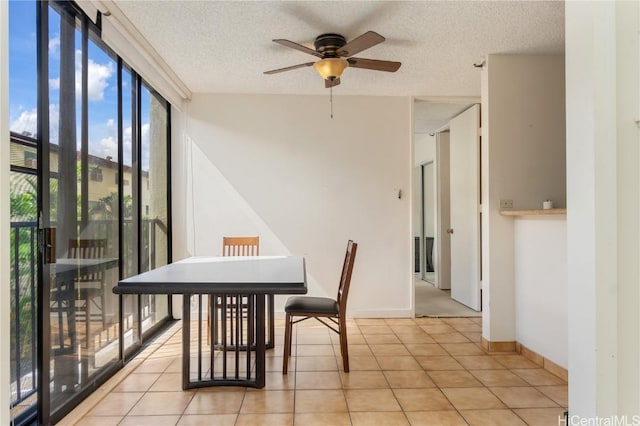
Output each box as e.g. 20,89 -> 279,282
414,100 -> 475,134
108,0 -> 564,97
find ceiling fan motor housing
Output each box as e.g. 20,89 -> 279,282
314,33 -> 347,57
265,30 -> 400,88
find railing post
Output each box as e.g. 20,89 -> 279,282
13,225 -> 21,400
9,221 -> 39,408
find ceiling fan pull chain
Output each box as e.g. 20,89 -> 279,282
330,85 -> 333,119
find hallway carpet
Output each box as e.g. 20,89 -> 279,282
415,280 -> 481,318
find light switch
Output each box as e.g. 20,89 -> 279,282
500,199 -> 513,209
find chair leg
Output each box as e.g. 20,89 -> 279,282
85,295 -> 91,350
339,317 -> 349,373
283,313 -> 292,374
100,288 -> 106,328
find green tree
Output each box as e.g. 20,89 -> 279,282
89,192 -> 132,219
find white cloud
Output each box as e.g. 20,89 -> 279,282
97,136 -> 118,161
10,104 -> 60,144
10,109 -> 38,137
97,120 -> 118,159
122,125 -> 133,165
141,123 -> 150,143
49,78 -> 60,90
49,104 -> 59,145
49,36 -> 60,56
87,120 -> 153,171
75,50 -> 115,102
140,123 -> 151,170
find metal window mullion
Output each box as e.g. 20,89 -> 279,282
116,58 -> 125,362
36,1 -> 52,424
80,16 -> 89,231
135,75 -> 142,274
166,103 -> 172,316
131,72 -> 142,342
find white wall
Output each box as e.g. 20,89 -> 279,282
514,217 -> 567,368
414,133 -> 435,167
481,55 -> 566,343
566,0 -> 640,417
0,2 -> 11,424
173,94 -> 413,317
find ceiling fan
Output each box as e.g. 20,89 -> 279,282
264,31 -> 401,88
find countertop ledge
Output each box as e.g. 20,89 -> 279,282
500,208 -> 567,217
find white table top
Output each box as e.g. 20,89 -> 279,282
113,256 -> 307,295
55,257 -> 118,279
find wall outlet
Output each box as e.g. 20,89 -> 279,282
500,199 -> 513,209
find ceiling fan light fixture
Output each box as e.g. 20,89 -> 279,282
313,58 -> 349,81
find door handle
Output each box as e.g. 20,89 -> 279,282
447,228 -> 454,234
41,227 -> 56,264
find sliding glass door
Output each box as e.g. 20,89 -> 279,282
38,2 -> 122,422
39,0 -> 120,421
8,1 -> 172,423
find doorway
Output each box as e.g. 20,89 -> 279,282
412,99 -> 480,317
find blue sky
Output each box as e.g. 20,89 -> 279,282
9,0 -> 151,168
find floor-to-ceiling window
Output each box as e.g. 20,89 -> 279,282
8,1 -> 40,422
8,1 -> 172,424
139,83 -> 171,333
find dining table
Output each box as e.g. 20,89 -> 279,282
51,257 -> 119,390
53,257 -> 119,351
112,255 -> 307,389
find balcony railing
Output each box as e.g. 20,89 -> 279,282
9,218 -> 166,409
10,221 -> 37,409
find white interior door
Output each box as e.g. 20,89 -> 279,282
436,132 -> 451,290
449,105 -> 481,310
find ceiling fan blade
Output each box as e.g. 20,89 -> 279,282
336,31 -> 385,57
325,78 -> 341,88
347,57 -> 401,72
264,62 -> 315,75
273,39 -> 323,58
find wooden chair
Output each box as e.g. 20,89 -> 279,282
209,236 -> 275,348
283,240 -> 357,374
222,236 -> 260,257
68,238 -> 108,348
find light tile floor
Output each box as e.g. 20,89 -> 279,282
63,317 -> 567,425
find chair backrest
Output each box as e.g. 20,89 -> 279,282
337,240 -> 357,315
222,236 -> 260,257
68,238 -> 107,281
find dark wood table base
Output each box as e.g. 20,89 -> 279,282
211,294 -> 275,350
182,293 -> 266,389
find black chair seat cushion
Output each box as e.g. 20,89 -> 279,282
284,296 -> 339,315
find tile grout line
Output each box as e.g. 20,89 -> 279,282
74,323 -> 183,424
73,317 -> 567,425
387,317 -> 472,425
